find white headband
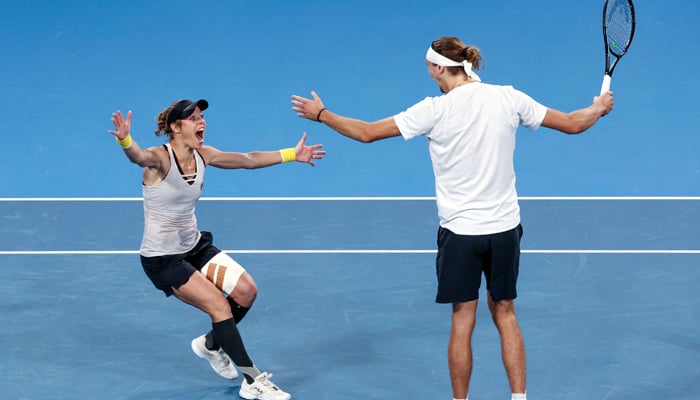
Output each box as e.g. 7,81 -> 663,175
426,46 -> 481,82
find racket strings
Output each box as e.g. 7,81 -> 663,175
605,0 -> 634,54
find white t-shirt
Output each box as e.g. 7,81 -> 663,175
394,82 -> 547,235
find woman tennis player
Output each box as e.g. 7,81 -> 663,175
108,98 -> 324,400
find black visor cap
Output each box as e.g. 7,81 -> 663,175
166,99 -> 208,126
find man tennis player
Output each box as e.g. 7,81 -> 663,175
292,36 -> 613,400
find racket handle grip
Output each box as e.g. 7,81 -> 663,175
600,74 -> 611,95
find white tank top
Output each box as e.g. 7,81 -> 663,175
140,144 -> 205,257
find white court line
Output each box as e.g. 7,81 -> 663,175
1,196 -> 700,201
1,249 -> 699,255
2,197 -> 697,255
0,197 -> 437,201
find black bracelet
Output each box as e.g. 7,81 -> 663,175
316,108 -> 327,122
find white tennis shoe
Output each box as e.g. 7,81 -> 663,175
239,372 -> 291,400
190,334 -> 238,379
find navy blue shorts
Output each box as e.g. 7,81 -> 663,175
140,231 -> 221,296
435,224 -> 523,304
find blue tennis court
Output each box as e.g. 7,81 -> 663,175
1,199 -> 698,399
2,1 -> 699,399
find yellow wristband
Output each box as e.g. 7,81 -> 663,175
116,134 -> 133,149
280,147 -> 296,163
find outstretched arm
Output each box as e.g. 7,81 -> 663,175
201,132 -> 326,169
542,91 -> 614,134
291,91 -> 401,143
108,110 -> 162,169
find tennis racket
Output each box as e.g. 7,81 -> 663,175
600,0 -> 636,95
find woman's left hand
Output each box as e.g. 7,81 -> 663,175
294,132 -> 326,166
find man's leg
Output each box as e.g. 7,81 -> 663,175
449,300 -> 478,400
487,296 -> 526,394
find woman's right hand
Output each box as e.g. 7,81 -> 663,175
109,110 -> 132,140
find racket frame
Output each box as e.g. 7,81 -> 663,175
600,0 -> 636,94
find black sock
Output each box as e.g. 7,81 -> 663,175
204,330 -> 218,351
205,300 -> 250,351
211,318 -> 253,368
212,318 -> 261,383
228,298 -> 251,324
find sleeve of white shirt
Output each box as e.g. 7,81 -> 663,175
510,87 -> 547,130
393,97 -> 437,140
